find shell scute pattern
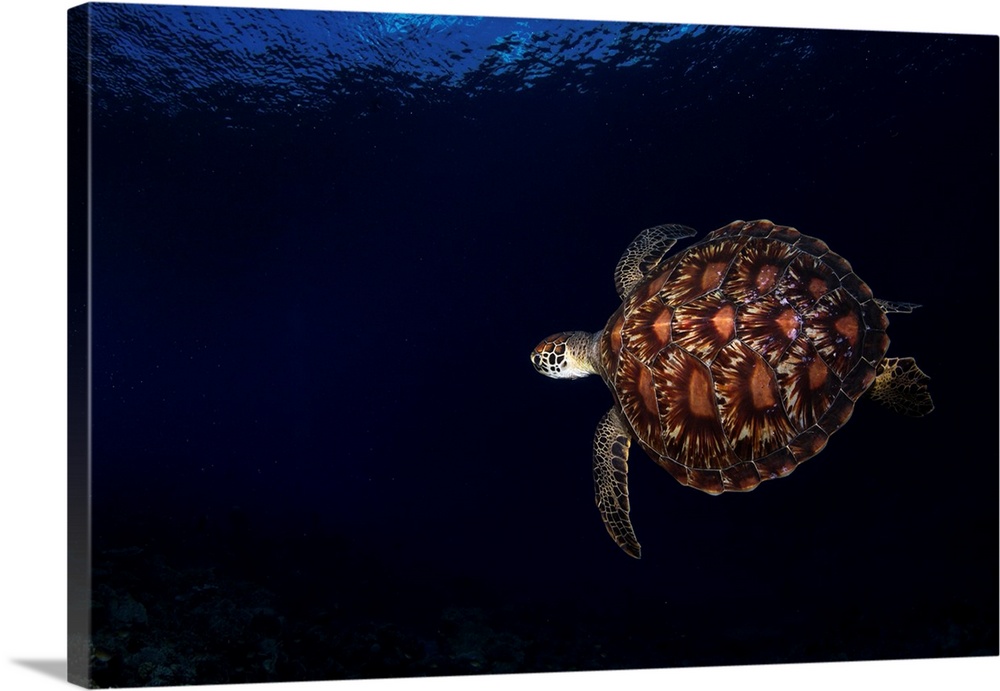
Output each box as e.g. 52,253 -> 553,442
862,300 -> 891,332
756,447 -> 799,481
817,393 -> 857,435
801,287 -> 866,380
786,426 -> 829,463
861,329 -> 891,367
721,460 -> 762,491
603,220 -> 888,492
841,361 -> 878,401
624,254 -> 684,313
613,349 -> 661,449
774,338 -> 840,430
685,466 -> 724,494
601,310 -> 626,378
656,237 -> 747,307
777,252 -> 839,311
621,300 -> 673,362
712,339 -> 798,461
671,291 -> 737,361
791,233 -> 831,257
736,292 -> 803,366
654,344 -> 738,469
725,236 -> 798,304
840,271 -> 874,303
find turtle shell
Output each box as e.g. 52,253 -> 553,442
599,219 -> 890,494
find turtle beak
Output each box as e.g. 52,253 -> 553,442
529,348 -> 546,374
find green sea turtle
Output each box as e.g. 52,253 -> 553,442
530,220 -> 933,558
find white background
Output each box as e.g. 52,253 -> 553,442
1,1 -> 997,690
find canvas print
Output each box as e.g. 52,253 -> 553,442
67,2 -> 998,687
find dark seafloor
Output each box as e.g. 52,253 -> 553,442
69,3 -> 998,687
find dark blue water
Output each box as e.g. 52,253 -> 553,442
71,3 -> 997,686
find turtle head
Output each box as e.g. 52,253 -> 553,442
530,331 -> 600,379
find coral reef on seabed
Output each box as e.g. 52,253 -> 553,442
84,541 -> 996,688
86,545 -> 547,687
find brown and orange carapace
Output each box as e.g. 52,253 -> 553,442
530,220 -> 933,559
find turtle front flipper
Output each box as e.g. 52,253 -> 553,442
593,406 -> 641,558
870,357 -> 934,416
614,223 -> 697,299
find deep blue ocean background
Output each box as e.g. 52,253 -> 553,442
70,3 -> 997,686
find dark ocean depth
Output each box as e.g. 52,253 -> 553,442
71,3 -> 998,686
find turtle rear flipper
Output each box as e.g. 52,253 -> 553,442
593,407 -> 641,558
870,357 -> 934,416
875,299 -> 921,314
